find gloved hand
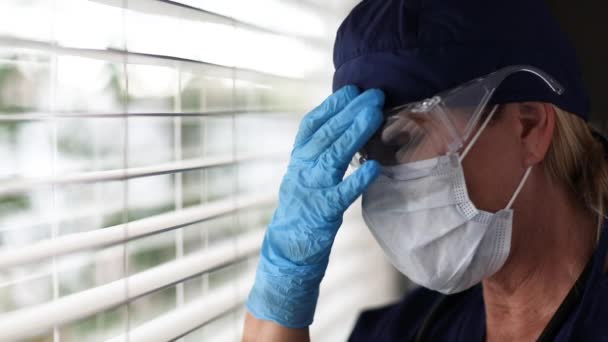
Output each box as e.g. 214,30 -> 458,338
246,85 -> 385,328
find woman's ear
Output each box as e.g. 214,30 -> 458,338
518,102 -> 556,166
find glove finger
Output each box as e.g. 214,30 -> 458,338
320,105 -> 383,169
335,160 -> 381,207
298,89 -> 384,159
293,85 -> 359,147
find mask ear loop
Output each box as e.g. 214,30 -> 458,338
505,166 -> 533,210
459,105 -> 500,162
456,104 -> 533,210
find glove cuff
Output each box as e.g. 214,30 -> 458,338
245,257 -> 325,328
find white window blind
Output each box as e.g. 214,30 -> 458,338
0,1 -> 401,341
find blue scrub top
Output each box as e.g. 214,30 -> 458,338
349,223 -> 608,341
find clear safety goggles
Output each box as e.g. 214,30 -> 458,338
351,65 -> 564,167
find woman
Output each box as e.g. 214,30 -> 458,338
243,0 -> 608,340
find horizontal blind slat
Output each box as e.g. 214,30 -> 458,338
0,229 -> 265,341
89,0 -> 329,48
0,109 -> 300,122
0,193 -> 275,269
104,272 -> 253,342
0,151 -> 286,195
0,35 -> 314,81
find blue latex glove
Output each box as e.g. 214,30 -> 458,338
246,85 -> 385,328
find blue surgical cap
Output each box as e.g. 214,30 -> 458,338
332,0 -> 591,120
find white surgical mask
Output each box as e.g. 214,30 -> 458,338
361,107 -> 532,294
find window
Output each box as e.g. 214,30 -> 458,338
0,1 -> 400,341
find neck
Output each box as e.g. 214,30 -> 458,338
482,176 -> 597,342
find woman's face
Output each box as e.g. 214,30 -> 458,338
459,103 -> 530,213
363,105 -> 493,165
365,101 -> 536,213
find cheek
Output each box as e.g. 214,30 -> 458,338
461,126 -> 523,212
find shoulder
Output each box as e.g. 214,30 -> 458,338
582,277 -> 608,323
348,286 -> 442,342
563,275 -> 608,341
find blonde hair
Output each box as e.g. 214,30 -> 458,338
544,106 -> 608,242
